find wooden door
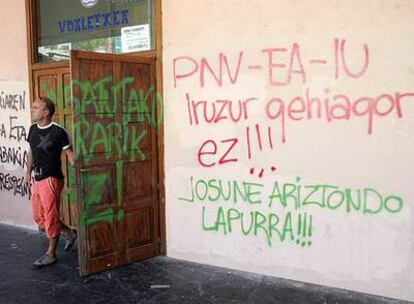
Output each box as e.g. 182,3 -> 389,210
32,66 -> 77,229
71,50 -> 161,276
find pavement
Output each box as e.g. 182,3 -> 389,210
0,223 -> 411,304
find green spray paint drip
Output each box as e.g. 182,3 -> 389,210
116,161 -> 123,206
117,209 -> 125,221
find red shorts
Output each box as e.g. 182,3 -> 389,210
31,177 -> 64,238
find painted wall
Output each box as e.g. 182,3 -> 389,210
0,0 -> 33,228
163,0 -> 414,301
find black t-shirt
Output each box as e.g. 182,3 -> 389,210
27,122 -> 71,181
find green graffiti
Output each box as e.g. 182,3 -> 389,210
73,76 -> 113,114
178,175 -> 404,215
267,179 -> 403,214
116,161 -> 122,205
41,82 -> 60,102
78,171 -> 123,228
73,118 -> 148,164
178,176 -> 264,204
41,76 -> 164,228
117,209 -> 125,221
202,206 -> 312,247
79,207 -> 115,227
71,77 -> 163,128
179,175 -> 404,248
40,77 -> 164,129
83,172 -> 109,207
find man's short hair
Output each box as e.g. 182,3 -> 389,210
40,97 -> 55,118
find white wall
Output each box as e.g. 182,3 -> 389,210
0,0 -> 33,228
163,0 -> 414,301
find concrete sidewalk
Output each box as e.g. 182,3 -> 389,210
0,223 -> 410,304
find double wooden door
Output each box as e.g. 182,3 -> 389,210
32,51 -> 162,276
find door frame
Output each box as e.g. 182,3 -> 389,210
24,0 -> 166,255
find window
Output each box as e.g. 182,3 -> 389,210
36,0 -> 154,62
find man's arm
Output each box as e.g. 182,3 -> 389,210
64,147 -> 75,166
24,149 -> 33,189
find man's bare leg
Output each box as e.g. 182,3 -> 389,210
33,236 -> 58,267
59,221 -> 77,251
46,236 -> 59,257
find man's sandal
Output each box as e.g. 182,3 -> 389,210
33,253 -> 57,268
64,231 -> 77,252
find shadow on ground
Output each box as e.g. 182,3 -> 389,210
0,224 -> 411,304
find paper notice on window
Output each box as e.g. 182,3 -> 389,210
121,24 -> 151,52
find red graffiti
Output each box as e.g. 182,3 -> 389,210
197,123 -> 277,167
262,43 -> 307,86
246,124 -> 275,159
186,93 -> 257,125
250,166 -> 277,178
173,38 -> 411,168
191,88 -> 413,168
198,138 -> 239,167
173,52 -> 243,88
265,89 -> 413,141
334,38 -> 370,79
172,38 -> 370,88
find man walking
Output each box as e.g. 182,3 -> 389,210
24,97 -> 77,267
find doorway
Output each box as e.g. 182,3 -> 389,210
32,50 -> 164,276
